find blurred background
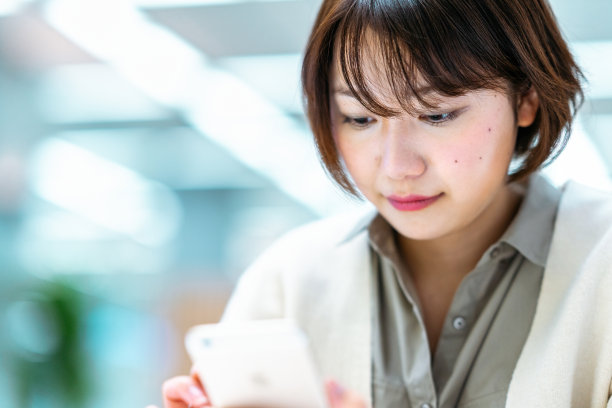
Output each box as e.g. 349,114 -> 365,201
0,0 -> 610,406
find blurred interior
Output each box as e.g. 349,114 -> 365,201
0,0 -> 611,406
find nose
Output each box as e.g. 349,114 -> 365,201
380,120 -> 426,180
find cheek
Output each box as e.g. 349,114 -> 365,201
438,126 -> 514,175
437,140 -> 480,169
335,136 -> 376,188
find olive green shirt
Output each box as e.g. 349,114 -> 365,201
370,174 -> 561,408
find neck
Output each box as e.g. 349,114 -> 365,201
397,182 -> 525,280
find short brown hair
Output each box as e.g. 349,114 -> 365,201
301,0 -> 584,195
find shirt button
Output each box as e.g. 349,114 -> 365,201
490,247 -> 501,259
452,316 -> 467,331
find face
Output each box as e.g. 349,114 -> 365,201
329,58 -> 539,243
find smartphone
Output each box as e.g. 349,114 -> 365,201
184,319 -> 329,408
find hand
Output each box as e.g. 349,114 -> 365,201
325,380 -> 367,408
147,374 -> 366,408
147,368 -> 210,408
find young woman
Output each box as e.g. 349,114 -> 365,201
156,0 -> 612,407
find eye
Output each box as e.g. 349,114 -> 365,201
343,116 -> 375,128
421,111 -> 458,125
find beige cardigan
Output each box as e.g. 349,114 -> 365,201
222,180 -> 612,407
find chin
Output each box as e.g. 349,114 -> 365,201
404,232 -> 447,242
391,223 -> 448,241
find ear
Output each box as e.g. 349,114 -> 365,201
517,87 -> 540,127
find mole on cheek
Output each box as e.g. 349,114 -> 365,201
488,128 -> 492,132
454,159 -> 458,163
479,156 -> 483,160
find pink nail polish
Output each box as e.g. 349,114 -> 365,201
188,385 -> 208,406
332,382 -> 345,400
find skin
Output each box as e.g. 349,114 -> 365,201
155,44 -> 540,408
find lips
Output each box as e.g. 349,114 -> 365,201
387,193 -> 443,211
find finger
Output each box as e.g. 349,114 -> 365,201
325,379 -> 343,407
325,380 -> 367,408
190,366 -> 211,402
189,366 -> 206,393
162,375 -> 210,408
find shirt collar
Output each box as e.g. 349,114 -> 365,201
499,172 -> 561,267
367,212 -> 398,258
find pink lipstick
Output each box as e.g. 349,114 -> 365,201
387,193 -> 442,211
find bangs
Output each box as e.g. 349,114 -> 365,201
303,0 -> 583,194
335,0 -> 521,116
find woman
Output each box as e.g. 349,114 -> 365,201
157,0 -> 612,406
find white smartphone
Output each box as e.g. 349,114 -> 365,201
184,319 -> 329,408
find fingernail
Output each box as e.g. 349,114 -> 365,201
331,381 -> 345,401
188,385 -> 208,406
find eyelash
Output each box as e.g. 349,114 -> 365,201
420,111 -> 459,126
341,110 -> 461,129
343,116 -> 375,128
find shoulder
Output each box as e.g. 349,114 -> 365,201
250,205 -> 376,269
560,179 -> 612,212
548,178 -> 612,284
556,179 -> 612,243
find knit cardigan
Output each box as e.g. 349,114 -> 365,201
222,180 -> 612,407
